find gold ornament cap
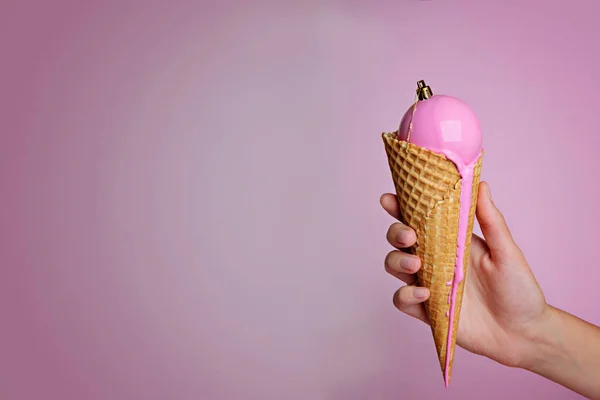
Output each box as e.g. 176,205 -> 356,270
416,80 -> 433,100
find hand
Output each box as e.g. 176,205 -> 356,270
381,181 -> 548,368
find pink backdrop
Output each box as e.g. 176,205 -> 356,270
2,1 -> 599,399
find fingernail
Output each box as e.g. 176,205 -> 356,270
396,229 -> 410,245
399,256 -> 416,272
413,287 -> 428,299
486,183 -> 492,201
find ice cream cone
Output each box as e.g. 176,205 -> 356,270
382,131 -> 483,385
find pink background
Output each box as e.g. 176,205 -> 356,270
2,1 -> 599,399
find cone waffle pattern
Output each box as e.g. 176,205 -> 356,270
382,132 -> 483,384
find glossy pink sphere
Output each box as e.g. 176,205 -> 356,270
397,95 -> 483,165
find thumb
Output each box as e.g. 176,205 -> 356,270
475,181 -> 517,260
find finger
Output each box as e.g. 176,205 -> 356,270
475,181 -> 517,261
386,222 -> 417,249
393,286 -> 430,324
385,250 -> 421,276
380,193 -> 401,220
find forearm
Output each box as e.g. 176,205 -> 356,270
523,306 -> 600,399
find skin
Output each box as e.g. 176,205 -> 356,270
382,181 -> 600,399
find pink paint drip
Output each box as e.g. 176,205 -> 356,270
439,150 -> 481,388
445,280 -> 452,317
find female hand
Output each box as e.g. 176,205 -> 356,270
381,181 -> 548,368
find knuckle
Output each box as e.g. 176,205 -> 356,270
386,223 -> 400,243
393,287 -> 410,310
386,224 -> 395,242
384,252 -> 393,270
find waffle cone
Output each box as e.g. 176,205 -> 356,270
382,132 -> 483,385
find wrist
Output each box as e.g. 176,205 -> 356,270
518,305 -> 564,371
